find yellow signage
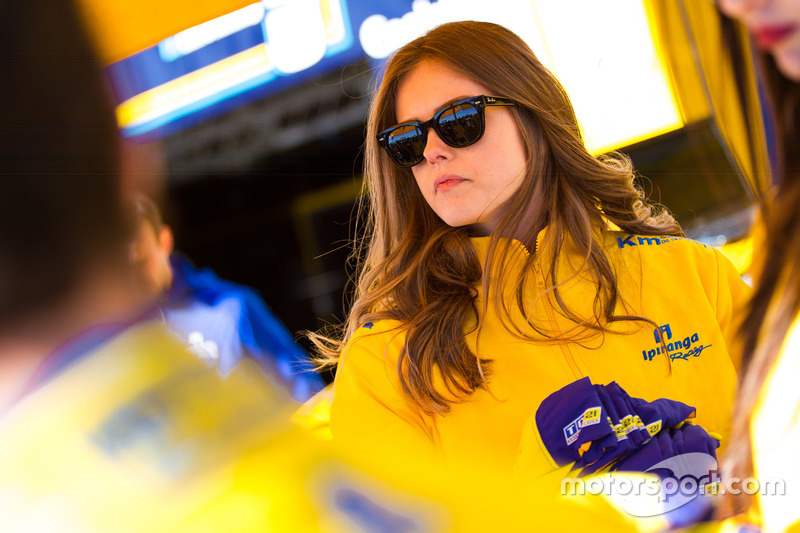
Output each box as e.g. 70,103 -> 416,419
76,0 -> 258,64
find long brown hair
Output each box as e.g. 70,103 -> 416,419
722,50 -> 800,516
311,21 -> 682,415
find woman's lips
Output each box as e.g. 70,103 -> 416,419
434,175 -> 467,192
754,24 -> 797,49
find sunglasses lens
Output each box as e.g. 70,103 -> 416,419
385,124 -> 426,167
437,103 -> 483,147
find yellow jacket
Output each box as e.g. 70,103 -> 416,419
331,230 -> 751,476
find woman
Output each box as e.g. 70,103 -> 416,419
716,0 -> 800,530
314,21 -> 750,476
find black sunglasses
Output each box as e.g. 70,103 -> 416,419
376,95 -> 517,168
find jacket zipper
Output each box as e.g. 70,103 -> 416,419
530,233 -> 584,379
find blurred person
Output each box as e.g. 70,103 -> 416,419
714,0 -> 800,531
0,0 -> 308,529
311,21 -> 751,482
130,194 -> 324,403
0,3 -> 661,531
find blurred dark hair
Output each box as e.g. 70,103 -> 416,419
723,50 -> 800,514
0,0 -> 127,324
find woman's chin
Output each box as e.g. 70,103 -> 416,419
775,49 -> 800,82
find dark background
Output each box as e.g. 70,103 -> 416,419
165,122 -> 366,359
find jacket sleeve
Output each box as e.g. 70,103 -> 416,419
712,247 -> 752,373
329,325 -> 439,460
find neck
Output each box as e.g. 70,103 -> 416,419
0,265 -> 150,413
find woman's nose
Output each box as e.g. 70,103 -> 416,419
421,129 -> 453,165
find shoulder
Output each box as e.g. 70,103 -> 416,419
170,253 -> 258,302
601,231 -> 747,296
601,231 -> 731,267
344,319 -> 406,353
339,319 -> 407,370
333,319 -> 416,421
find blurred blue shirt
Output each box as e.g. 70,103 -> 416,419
163,254 -> 324,403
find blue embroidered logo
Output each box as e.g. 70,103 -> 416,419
642,323 -> 712,362
362,322 -> 374,329
617,235 -> 706,249
617,235 -> 663,248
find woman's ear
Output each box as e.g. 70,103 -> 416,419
158,224 -> 174,256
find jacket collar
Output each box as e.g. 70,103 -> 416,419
468,226 -> 548,264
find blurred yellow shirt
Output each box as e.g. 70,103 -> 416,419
0,319 -> 659,532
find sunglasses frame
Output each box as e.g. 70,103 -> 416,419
376,95 -> 517,168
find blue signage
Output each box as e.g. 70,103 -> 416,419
109,0 -> 541,139
110,0 -> 414,138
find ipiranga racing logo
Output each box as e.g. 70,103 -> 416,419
564,406 -> 602,445
642,324 -> 712,362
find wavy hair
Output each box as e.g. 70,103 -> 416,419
311,21 -> 682,415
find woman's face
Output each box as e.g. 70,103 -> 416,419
719,0 -> 800,81
394,59 -> 528,234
